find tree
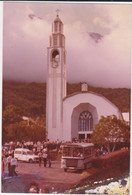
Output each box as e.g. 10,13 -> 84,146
5,116 -> 47,142
2,104 -> 23,126
29,115 -> 47,141
2,105 -> 23,143
6,121 -> 28,141
91,115 -> 130,153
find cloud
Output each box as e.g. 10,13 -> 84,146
3,2 -> 132,88
28,14 -> 43,20
88,32 -> 103,43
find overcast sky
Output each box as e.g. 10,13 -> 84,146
3,2 -> 132,88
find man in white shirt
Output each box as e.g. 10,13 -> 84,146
6,154 -> 12,176
10,154 -> 18,176
43,152 -> 47,167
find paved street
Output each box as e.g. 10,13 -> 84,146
2,160 -> 91,193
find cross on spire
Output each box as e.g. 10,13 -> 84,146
56,9 -> 60,17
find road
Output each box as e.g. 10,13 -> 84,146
2,160 -> 92,193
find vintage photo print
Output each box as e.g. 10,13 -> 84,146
1,1 -> 131,194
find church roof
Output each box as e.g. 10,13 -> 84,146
63,91 -> 104,101
63,91 -> 122,115
63,91 -> 123,120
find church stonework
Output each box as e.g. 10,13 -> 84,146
46,14 -> 122,142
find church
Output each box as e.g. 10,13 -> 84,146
46,13 -> 122,142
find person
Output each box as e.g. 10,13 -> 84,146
38,151 -> 42,167
26,182 -> 39,193
43,151 -> 47,167
2,156 -> 5,177
47,151 -> 51,168
40,186 -> 49,193
6,153 -> 12,176
10,154 -> 18,176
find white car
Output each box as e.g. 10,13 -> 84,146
14,148 -> 39,163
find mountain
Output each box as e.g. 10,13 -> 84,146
2,81 -> 130,118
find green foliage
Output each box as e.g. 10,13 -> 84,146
3,81 -> 46,118
91,115 -> 130,153
4,117 -> 47,142
2,81 -> 130,143
3,81 -> 130,118
2,104 -> 23,126
30,115 -> 47,141
88,86 -> 130,113
92,149 -> 130,170
2,102 -> 47,142
67,83 -> 81,95
2,104 -> 24,143
6,121 -> 28,141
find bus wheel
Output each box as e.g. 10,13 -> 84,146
64,168 -> 67,172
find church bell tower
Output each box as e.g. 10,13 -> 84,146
46,11 -> 66,141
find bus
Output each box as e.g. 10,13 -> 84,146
61,143 -> 95,172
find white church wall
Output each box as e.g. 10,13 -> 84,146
71,108 -> 78,139
46,74 -> 63,141
62,102 -> 73,141
63,92 -> 122,141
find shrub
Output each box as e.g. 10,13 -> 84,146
92,149 -> 130,170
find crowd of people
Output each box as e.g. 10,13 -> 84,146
3,150 -> 52,179
2,139 -> 61,157
2,137 -> 99,178
2,137 -> 92,158
2,139 -> 59,178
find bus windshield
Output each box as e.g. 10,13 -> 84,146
62,147 -> 83,157
63,147 -> 72,156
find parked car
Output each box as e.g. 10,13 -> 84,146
14,148 -> 39,163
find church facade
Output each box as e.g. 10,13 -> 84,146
46,14 -> 122,142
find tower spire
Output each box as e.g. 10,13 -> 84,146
56,9 -> 60,17
46,13 -> 66,141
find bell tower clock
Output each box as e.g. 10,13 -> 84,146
46,11 -> 66,141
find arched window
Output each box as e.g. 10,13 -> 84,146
78,111 -> 93,132
51,50 -> 59,61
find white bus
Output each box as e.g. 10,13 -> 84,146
61,143 -> 95,172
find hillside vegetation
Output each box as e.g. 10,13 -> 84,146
2,81 -> 130,118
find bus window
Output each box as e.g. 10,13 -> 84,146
63,147 -> 72,156
73,148 -> 83,157
84,147 -> 91,156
